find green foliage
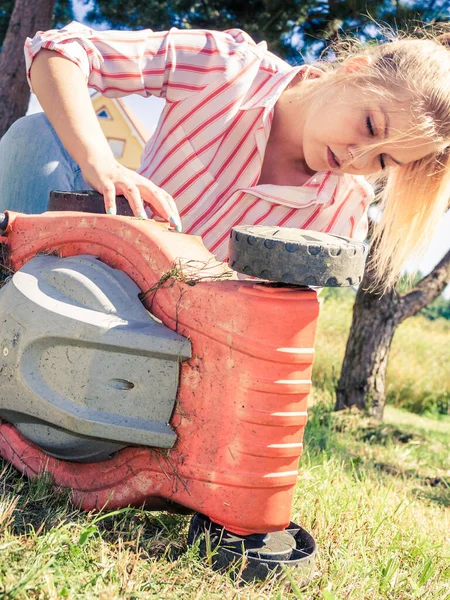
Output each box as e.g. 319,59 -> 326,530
85,0 -> 449,62
319,285 -> 356,302
53,0 -> 74,28
0,0 -> 13,48
396,271 -> 423,293
420,293 -> 450,321
299,0 -> 449,59
84,0 -> 314,59
1,0 -> 447,61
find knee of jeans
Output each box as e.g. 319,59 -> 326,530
0,113 -> 73,214
2,112 -> 53,146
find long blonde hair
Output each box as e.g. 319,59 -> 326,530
301,26 -> 450,290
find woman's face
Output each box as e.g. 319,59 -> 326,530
300,82 -> 442,176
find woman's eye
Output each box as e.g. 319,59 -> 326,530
380,154 -> 386,170
366,116 -> 375,137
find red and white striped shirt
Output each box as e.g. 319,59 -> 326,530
25,22 -> 374,260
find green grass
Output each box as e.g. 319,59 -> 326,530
0,399 -> 448,599
0,297 -> 449,598
313,293 -> 450,415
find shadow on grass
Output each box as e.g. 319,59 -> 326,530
0,458 -> 191,560
413,486 -> 450,507
304,401 -> 450,508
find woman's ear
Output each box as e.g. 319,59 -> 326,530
339,55 -> 373,73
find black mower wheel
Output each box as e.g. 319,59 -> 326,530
187,513 -> 316,583
228,226 -> 367,286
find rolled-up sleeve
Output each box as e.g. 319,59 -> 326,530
25,21 -> 258,102
25,22 -> 100,89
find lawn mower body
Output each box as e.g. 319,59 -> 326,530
0,210 -> 319,537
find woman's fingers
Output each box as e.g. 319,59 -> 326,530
120,184 -> 147,219
118,179 -> 182,231
140,181 -> 182,231
163,189 -> 182,227
102,183 -> 117,215
82,159 -> 182,229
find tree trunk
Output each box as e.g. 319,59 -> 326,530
0,0 -> 55,139
336,244 -> 450,420
335,254 -> 400,420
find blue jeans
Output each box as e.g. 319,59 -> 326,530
0,112 -> 91,214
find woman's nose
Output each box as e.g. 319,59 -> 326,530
348,146 -> 370,170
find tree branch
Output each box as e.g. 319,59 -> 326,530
397,248 -> 450,322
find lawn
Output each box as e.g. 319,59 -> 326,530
0,296 -> 448,599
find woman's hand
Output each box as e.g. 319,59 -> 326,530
82,157 -> 182,231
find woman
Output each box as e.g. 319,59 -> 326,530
0,22 -> 449,288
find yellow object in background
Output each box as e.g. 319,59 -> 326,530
91,92 -> 149,171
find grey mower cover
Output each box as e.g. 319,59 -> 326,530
0,254 -> 191,462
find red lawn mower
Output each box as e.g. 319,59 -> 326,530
0,191 -> 366,582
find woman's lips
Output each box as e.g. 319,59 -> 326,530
327,147 -> 340,169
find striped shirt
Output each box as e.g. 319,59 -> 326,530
25,22 -> 374,261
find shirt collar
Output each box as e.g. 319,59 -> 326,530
240,171 -> 343,209
239,62 -> 353,208
240,64 -> 324,112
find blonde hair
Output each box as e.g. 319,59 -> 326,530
300,25 -> 450,290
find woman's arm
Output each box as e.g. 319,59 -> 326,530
25,23 -> 258,224
29,49 -> 180,225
